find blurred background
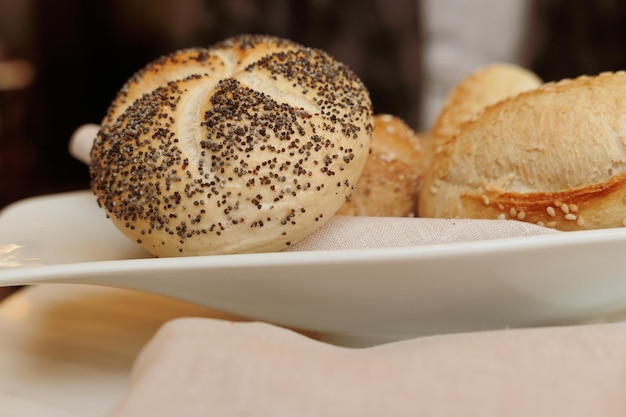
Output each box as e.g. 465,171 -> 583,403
1,0 -> 626,209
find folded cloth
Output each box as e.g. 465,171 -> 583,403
288,215 -> 558,251
109,318 -> 626,417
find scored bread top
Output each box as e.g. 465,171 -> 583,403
420,71 -> 626,231
431,62 -> 542,140
90,34 -> 373,256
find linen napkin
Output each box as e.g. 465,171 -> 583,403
108,318 -> 626,417
288,215 -> 557,251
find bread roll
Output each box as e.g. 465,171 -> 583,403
336,114 -> 426,217
419,71 -> 626,231
431,62 -> 542,140
90,34 -> 373,256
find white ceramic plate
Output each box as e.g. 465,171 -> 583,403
2,191 -> 626,346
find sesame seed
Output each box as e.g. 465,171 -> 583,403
560,204 -> 569,214
576,217 -> 585,227
564,213 -> 577,221
546,206 -> 556,217
546,221 -> 557,228
481,195 -> 490,206
517,211 -> 526,220
497,213 -> 506,220
509,207 -> 517,217
385,125 -> 397,134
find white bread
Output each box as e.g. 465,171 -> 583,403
419,71 -> 626,231
90,34 -> 373,256
431,62 -> 543,140
336,114 -> 426,217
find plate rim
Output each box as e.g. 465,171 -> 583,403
2,223 -> 626,279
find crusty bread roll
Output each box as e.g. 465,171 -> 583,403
90,34 -> 373,256
431,62 -> 542,140
336,114 -> 426,217
419,71 -> 626,231
421,63 -> 542,221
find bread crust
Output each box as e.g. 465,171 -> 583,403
337,114 -> 426,217
431,62 -> 542,140
90,34 -> 373,256
420,71 -> 626,230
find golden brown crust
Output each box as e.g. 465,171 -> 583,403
420,71 -> 626,231
431,62 -> 542,140
90,34 -> 373,256
337,114 -> 425,217
336,114 -> 426,217
458,173 -> 626,230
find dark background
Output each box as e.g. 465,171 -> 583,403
2,0 -> 626,209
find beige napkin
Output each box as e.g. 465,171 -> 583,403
288,215 -> 558,251
109,318 -> 626,417
70,125 -> 559,253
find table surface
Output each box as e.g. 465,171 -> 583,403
0,284 -> 245,417
3,283 -> 626,416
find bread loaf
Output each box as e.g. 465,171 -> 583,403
90,34 -> 373,256
431,63 -> 542,140
419,71 -> 626,231
336,114 -> 426,217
